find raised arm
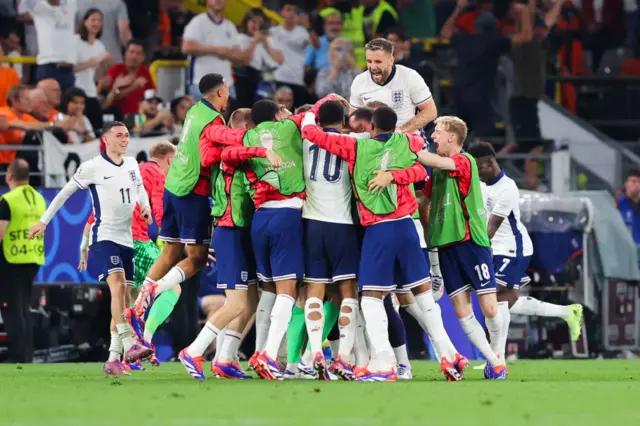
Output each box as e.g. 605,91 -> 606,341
289,94 -> 340,128
416,151 -> 457,171
301,112 -> 357,162
32,179 -> 80,238
221,146 -> 267,167
390,162 -> 428,185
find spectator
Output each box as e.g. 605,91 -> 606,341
124,89 -> 174,137
618,168 -> 640,245
28,88 -> 76,144
271,1 -> 315,107
36,79 -> 62,114
235,8 -> 284,108
182,0 -> 242,102
100,39 -> 155,116
22,0 -> 77,91
273,86 -> 295,113
384,26 -> 429,77
60,87 -> 95,144
123,0 -> 160,57
582,0 -> 627,71
170,94 -> 194,137
0,28 -> 24,80
0,85 -> 67,171
305,11 -> 344,71
500,0 -> 563,191
75,8 -> 114,132
442,0 -> 532,139
315,38 -> 360,99
76,0 -> 132,64
361,0 -> 400,41
166,0 -> 195,59
0,45 -> 20,108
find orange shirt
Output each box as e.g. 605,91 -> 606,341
0,67 -> 20,108
0,106 -> 39,164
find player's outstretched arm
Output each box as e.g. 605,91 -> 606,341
416,151 -> 456,171
221,146 -> 282,168
301,112 -> 357,162
368,163 -> 427,193
30,179 -> 81,239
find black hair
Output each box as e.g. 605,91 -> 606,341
198,73 -> 225,96
170,95 -> 190,118
371,106 -> 397,133
352,107 -> 373,122
251,99 -> 280,125
7,159 -> 29,181
61,87 -> 87,114
384,26 -> 408,41
626,168 -> 640,180
239,8 -> 267,34
102,121 -> 127,135
125,39 -> 145,51
467,142 -> 496,159
281,1 -> 299,8
79,8 -> 103,42
318,101 -> 344,127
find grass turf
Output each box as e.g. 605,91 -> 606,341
0,360 -> 638,425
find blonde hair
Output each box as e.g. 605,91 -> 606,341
435,116 -> 468,145
229,108 -> 251,129
365,100 -> 387,109
149,140 -> 177,159
294,104 -> 313,114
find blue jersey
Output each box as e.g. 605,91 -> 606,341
617,195 -> 640,244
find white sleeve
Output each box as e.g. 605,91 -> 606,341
491,184 -> 518,218
407,69 -> 432,106
40,180 -> 80,225
22,0 -> 51,14
71,160 -> 96,189
349,78 -> 364,109
228,23 -> 239,48
182,16 -> 201,42
135,164 -> 150,211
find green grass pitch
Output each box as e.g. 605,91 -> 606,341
0,360 -> 638,425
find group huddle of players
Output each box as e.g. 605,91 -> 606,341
29,38 -> 583,382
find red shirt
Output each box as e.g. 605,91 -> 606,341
301,124 -> 427,227
215,146 -> 268,227
197,115 -> 237,197
423,153 -> 472,243
202,94 -> 336,210
106,63 -> 156,116
132,161 -> 166,241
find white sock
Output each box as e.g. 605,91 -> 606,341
115,323 -> 134,353
498,301 -> 511,360
360,296 -> 394,371
156,266 -> 186,294
484,311 -> 503,357
337,298 -> 358,360
403,302 -> 441,361
255,291 -> 276,353
286,363 -> 298,373
218,329 -> 242,363
108,332 -> 122,362
353,307 -> 369,368
188,321 -> 220,357
304,297 -> 325,356
510,296 -> 570,318
264,294 -> 295,359
415,291 -> 456,362
458,313 -> 502,367
213,327 -> 227,362
393,344 -> 410,367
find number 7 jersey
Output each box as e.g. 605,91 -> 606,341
72,153 -> 145,248
302,130 -> 353,224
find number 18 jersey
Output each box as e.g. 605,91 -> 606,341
72,153 -> 144,248
302,130 -> 353,224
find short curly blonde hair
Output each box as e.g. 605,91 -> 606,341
435,116 -> 468,146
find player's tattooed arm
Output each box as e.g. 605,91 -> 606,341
416,151 -> 456,171
399,98 -> 437,133
487,214 -> 505,240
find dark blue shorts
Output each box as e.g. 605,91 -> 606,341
89,241 -> 135,285
394,248 -> 432,294
439,241 -> 496,298
159,191 -> 212,245
251,208 -> 304,282
213,226 -> 257,290
304,219 -> 359,284
359,218 -> 430,293
494,255 -> 532,290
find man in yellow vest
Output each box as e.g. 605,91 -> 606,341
0,159 -> 46,363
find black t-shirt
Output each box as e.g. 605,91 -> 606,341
452,32 -> 512,103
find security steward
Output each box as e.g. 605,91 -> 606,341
0,159 -> 46,362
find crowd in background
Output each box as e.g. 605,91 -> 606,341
0,0 -> 639,184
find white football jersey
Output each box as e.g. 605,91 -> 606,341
349,64 -> 432,130
481,172 -> 533,257
302,131 -> 353,224
72,154 -> 145,248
